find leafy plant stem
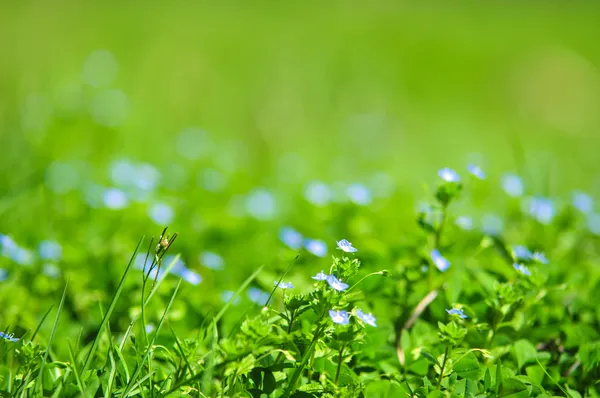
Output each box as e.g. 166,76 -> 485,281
437,344 -> 450,390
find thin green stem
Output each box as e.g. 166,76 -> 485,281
437,345 -> 450,390
434,204 -> 448,249
346,271 -> 386,293
335,344 -> 345,385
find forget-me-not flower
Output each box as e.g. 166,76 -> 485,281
572,191 -> 593,214
103,188 -> 129,209
587,213 -> 600,235
0,331 -> 19,342
502,174 -> 524,197
180,268 -> 202,285
513,263 -> 531,276
430,249 -> 450,272
336,239 -> 358,253
312,271 -> 328,281
274,281 -> 294,289
438,168 -> 461,183
38,240 -> 63,261
512,245 -> 533,262
468,164 -> 486,179
355,309 -> 377,327
446,308 -> 468,319
532,251 -> 548,264
526,196 -> 556,224
346,183 -> 372,206
0,268 -> 8,281
279,227 -> 304,250
304,181 -> 333,207
248,287 -> 270,305
329,310 -> 350,325
304,239 -> 327,257
199,251 -> 225,271
455,216 -> 474,230
326,274 -> 349,291
220,290 -> 241,305
482,213 -> 504,236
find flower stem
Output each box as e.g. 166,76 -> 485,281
346,271 -> 385,293
437,345 -> 450,390
335,344 -> 345,385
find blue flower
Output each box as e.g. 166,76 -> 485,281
149,202 -> 174,225
468,164 -> 486,179
38,240 -> 62,261
336,239 -> 358,253
512,245 -> 533,261
588,213 -> 600,235
312,271 -> 328,281
304,239 -> 327,257
199,251 -> 225,271
329,310 -> 350,325
526,196 -> 555,224
220,290 -> 241,305
532,251 -> 548,264
304,181 -> 333,207
0,331 -> 19,342
446,308 -> 467,319
0,268 -> 7,281
43,263 -> 61,278
438,168 -> 461,183
247,287 -> 270,305
455,216 -> 474,230
274,281 -> 294,289
279,227 -> 304,250
103,188 -> 129,209
355,309 -> 377,327
326,274 -> 349,292
180,268 -> 202,285
572,191 -> 593,214
513,263 -> 531,276
430,249 -> 450,272
502,174 -> 524,197
346,183 -> 372,206
245,188 -> 277,221
482,214 -> 504,236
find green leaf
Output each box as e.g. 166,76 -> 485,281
498,377 -> 530,398
454,352 -> 482,380
512,339 -> 537,370
263,370 -> 276,394
364,380 -> 409,397
484,368 -> 491,391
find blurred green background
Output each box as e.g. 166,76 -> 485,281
2,1 -> 600,341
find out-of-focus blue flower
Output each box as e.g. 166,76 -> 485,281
304,181 -> 333,206
279,227 -> 303,250
149,202 -> 174,225
274,281 -> 294,289
421,265 -> 428,273
304,239 -> 327,257
312,271 -> 328,281
532,251 -> 549,264
43,263 -> 61,278
103,188 -> 129,209
526,196 -> 556,224
220,290 -> 241,305
346,183 -> 372,206
513,263 -> 531,276
0,268 -> 8,281
468,164 -> 486,179
245,189 -> 277,220
39,240 -> 62,261
430,249 -> 450,272
180,268 -> 202,285
482,214 -> 504,236
336,239 -> 358,253
0,331 -> 19,342
134,253 -> 154,271
572,191 -> 593,214
438,168 -> 461,182
455,216 -> 474,230
446,308 -> 468,319
512,245 -> 533,261
248,287 -> 269,305
502,174 -> 524,197
109,159 -> 137,187
587,213 -> 600,235
199,251 -> 225,271
135,164 -> 161,192
12,248 -> 34,266
329,310 -> 350,325
326,274 -> 349,292
355,309 -> 377,327
145,323 -> 155,333
199,169 -> 227,192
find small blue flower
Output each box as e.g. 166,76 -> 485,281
180,268 -> 202,285
312,271 -> 328,281
572,191 -> 593,214
304,181 -> 333,207
526,196 -> 555,224
468,164 -> 486,179
220,290 -> 241,305
329,310 -> 350,325
430,249 -> 450,272
438,168 -> 461,183
502,174 -> 524,197
446,308 -> 468,319
336,239 -> 358,253
274,281 -> 294,289
103,188 -> 129,209
588,213 -> 600,235
355,309 -> 377,327
326,274 -> 349,292
39,240 -> 62,261
304,239 -> 327,257
248,287 -> 270,305
245,188 -> 277,220
43,263 -> 61,278
0,268 -> 7,281
512,245 -> 533,261
279,227 -> 304,250
513,263 -> 531,276
199,251 -> 225,271
455,216 -> 474,230
532,251 -> 548,264
482,213 -> 504,236
149,202 -> 174,225
0,331 -> 19,342
145,323 -> 155,333
346,183 -> 372,206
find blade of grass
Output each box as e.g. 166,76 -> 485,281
81,237 -> 144,377
35,279 -> 69,395
67,342 -> 85,393
124,279 -> 182,397
30,305 -> 54,342
168,323 -> 199,392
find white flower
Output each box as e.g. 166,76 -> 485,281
438,168 -> 460,182
336,239 -> 358,253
